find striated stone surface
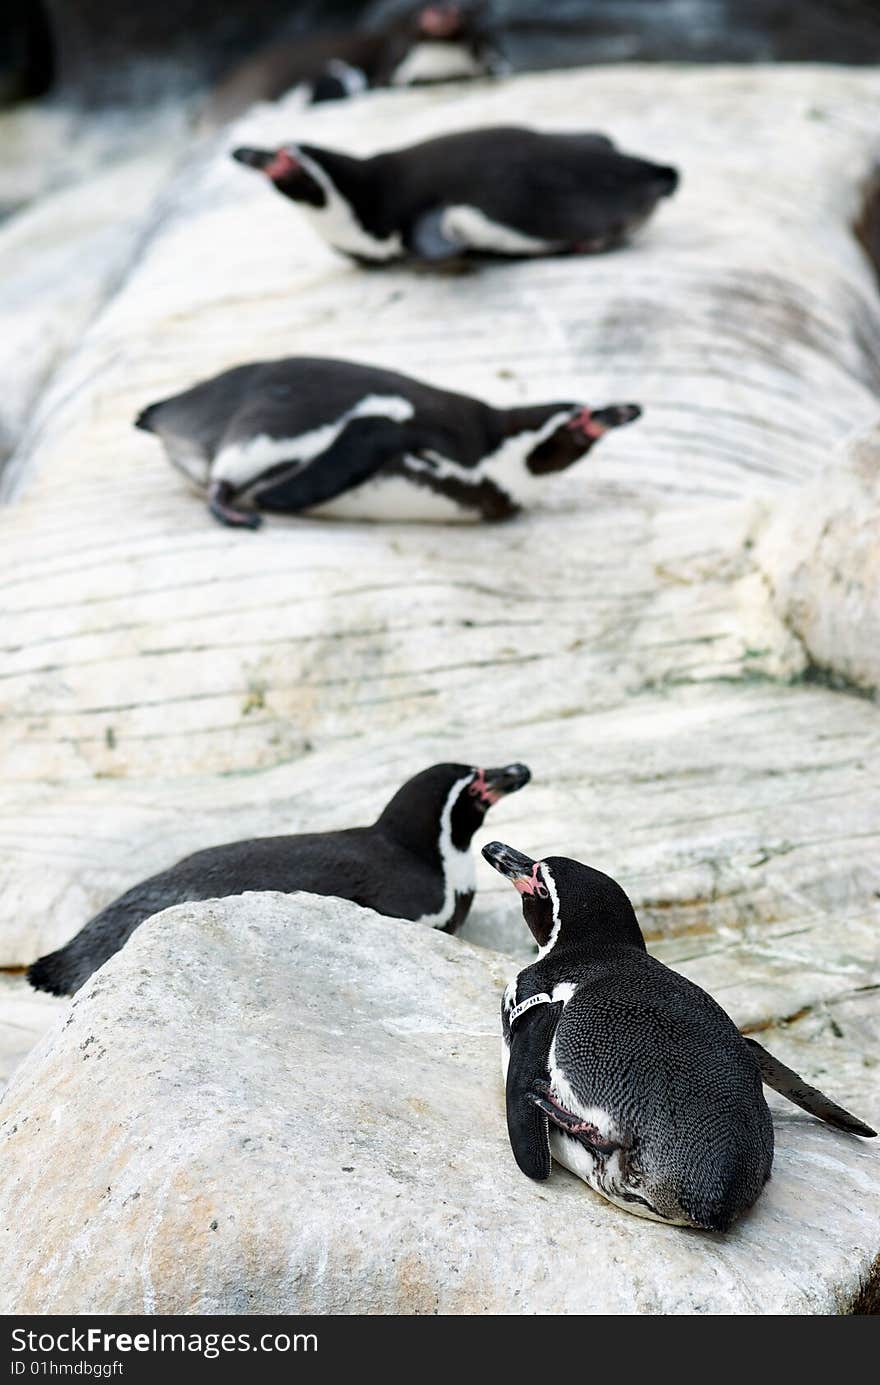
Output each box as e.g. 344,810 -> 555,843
1,893 -> 878,1316
0,110 -> 191,473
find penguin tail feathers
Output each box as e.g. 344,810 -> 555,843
654,165 -> 679,197
27,950 -> 76,997
134,403 -> 159,433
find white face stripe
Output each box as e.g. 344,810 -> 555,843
536,862 -> 562,959
389,41 -> 486,86
295,151 -> 404,262
210,394 -> 414,490
442,204 -> 561,257
402,407 -> 575,503
412,772 -> 476,929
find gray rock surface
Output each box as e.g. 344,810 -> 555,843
1,893 -> 877,1315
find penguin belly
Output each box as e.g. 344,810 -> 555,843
305,465 -> 484,522
549,1131 -> 694,1227
389,42 -> 487,86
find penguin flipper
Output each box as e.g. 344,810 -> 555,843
252,416 -> 406,514
505,1001 -> 563,1180
744,1037 -> 877,1137
408,207 -> 467,262
528,1086 -> 621,1156
209,481 -> 263,529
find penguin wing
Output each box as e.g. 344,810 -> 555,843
505,1000 -> 564,1180
744,1038 -> 876,1137
252,415 -> 409,513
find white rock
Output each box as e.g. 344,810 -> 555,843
0,893 -> 877,1315
0,111 -> 191,474
757,423 -> 880,694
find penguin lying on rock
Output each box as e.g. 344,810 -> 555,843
483,842 -> 876,1232
206,3 -> 502,123
231,126 -> 679,265
27,763 -> 530,997
135,356 -> 641,528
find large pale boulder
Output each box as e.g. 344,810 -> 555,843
1,892 -> 877,1315
756,423 -> 880,695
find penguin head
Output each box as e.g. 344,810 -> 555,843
379,762 -> 530,857
526,403 -> 642,475
410,3 -> 492,45
231,145 -> 329,207
482,843 -> 646,954
417,5 -> 466,38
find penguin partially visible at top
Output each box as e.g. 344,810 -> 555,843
135,356 -> 641,529
231,126 -> 679,265
204,4 -> 503,127
27,762 -> 531,998
483,842 -> 876,1232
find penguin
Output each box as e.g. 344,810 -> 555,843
26,762 -> 530,997
231,126 -> 679,265
482,842 -> 876,1232
134,356 -> 641,529
204,4 -> 502,125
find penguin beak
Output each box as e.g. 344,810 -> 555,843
482,841 -> 542,892
481,763 -> 531,796
567,404 -> 642,440
232,146 -> 300,180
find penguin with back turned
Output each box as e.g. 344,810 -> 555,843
231,126 -> 679,265
483,842 -> 876,1232
135,355 -> 641,529
27,762 -> 530,997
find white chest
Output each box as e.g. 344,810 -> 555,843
389,42 -> 486,87
307,469 -> 479,523
297,152 -> 403,262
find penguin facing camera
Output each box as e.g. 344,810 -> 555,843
135,355 -> 641,529
231,126 -> 679,266
484,841 -> 876,1232
204,4 -> 504,126
27,762 -> 531,997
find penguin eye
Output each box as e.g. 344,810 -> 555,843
534,882 -> 549,900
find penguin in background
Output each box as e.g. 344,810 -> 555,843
134,356 -> 641,529
231,126 -> 679,266
483,842 -> 876,1232
204,4 -> 504,127
27,762 -> 531,997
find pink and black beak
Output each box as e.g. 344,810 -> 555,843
482,841 -> 545,894
567,403 -> 642,441
232,145 -> 300,180
470,763 -> 531,809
